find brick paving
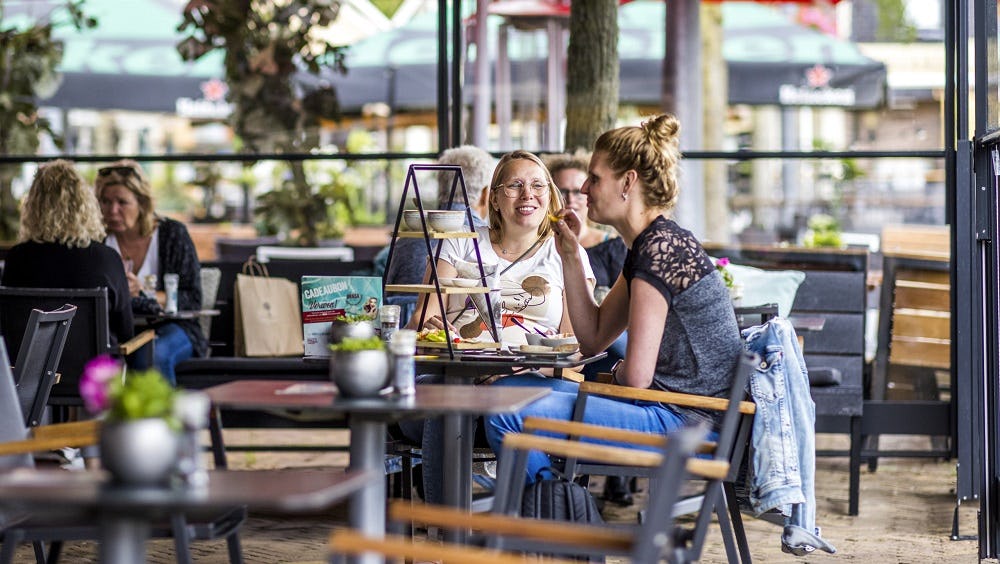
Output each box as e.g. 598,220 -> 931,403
13,431 -> 980,563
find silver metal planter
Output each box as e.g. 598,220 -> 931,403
100,418 -> 179,486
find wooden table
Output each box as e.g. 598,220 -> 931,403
203,381 -> 550,564
0,467 -> 375,564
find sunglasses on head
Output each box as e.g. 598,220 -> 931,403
98,165 -> 138,178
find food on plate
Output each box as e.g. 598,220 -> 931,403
553,343 -> 580,353
519,344 -> 554,353
417,328 -> 461,344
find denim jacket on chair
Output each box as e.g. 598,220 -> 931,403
741,317 -> 816,528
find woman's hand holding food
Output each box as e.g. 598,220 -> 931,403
550,208 -> 583,258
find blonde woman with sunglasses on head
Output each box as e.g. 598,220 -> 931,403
95,160 -> 205,385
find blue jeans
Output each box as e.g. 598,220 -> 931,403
484,373 -> 687,483
153,323 -> 193,385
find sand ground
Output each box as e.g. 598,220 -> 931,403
19,430 -> 981,563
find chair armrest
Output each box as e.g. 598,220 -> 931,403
0,420 -> 99,456
330,530 -> 581,564
119,329 -> 155,356
522,416 -> 717,455
579,381 -> 756,415
389,500 -> 633,551
507,430 -> 727,480
505,432 -> 663,468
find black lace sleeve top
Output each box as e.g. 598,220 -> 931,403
622,216 -> 742,425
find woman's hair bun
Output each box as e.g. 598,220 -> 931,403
641,114 -> 681,148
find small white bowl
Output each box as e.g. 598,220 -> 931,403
524,333 -> 544,346
427,210 -> 466,233
402,210 -> 424,231
540,334 -> 578,348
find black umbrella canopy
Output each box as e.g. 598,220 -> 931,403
6,0 -> 227,114
617,1 -> 886,108
8,0 -> 885,114
314,0 -> 886,113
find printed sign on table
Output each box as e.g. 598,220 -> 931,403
301,276 -> 382,357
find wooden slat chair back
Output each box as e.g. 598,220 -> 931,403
11,305 -> 76,427
537,351 -> 758,563
330,424 -> 710,564
880,223 -> 950,261
887,268 -> 950,374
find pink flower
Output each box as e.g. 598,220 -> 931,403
79,355 -> 123,415
716,257 -> 730,268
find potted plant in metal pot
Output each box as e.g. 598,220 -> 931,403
79,356 -> 182,485
328,336 -> 388,398
328,313 -> 376,345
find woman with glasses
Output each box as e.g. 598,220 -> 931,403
486,115 -> 742,483
95,160 -> 205,385
405,149 -> 594,343
2,160 -> 134,347
399,150 -> 595,504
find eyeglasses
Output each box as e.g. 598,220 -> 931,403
98,166 -> 139,178
496,180 -> 550,198
559,188 -> 585,200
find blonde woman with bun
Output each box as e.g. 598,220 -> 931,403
486,115 -> 742,482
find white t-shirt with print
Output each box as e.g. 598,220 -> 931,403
437,225 -> 595,345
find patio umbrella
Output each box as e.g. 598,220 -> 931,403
309,1 -> 886,113
4,0 -> 391,114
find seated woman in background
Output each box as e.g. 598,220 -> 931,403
2,160 -> 134,345
486,114 -> 742,482
95,160 -> 205,384
399,150 -> 595,504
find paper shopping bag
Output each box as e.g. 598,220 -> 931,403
234,263 -> 304,357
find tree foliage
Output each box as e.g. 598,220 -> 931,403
0,0 -> 95,240
177,0 -> 349,245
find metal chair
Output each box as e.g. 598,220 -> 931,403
0,287 -> 154,415
11,305 -> 77,427
331,423 -> 714,563
550,351 -> 758,562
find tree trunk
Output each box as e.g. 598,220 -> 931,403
564,0 -> 619,152
701,3 -> 730,243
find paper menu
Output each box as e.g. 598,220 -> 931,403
301,276 -> 382,357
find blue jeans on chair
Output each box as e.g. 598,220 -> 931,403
484,373 -> 688,482
153,323 -> 194,385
